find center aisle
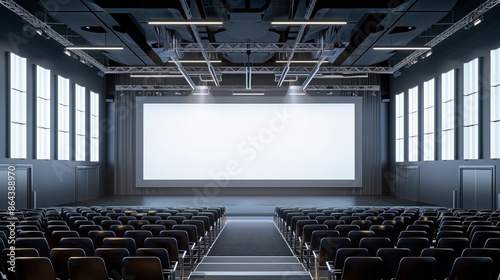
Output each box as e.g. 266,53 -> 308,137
189,217 -> 311,280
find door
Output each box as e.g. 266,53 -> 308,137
460,166 -> 495,210
0,165 -> 33,209
396,165 -> 420,202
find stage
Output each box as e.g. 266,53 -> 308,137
61,195 -> 438,215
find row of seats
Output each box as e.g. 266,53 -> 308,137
275,206 -> 500,280
0,206 -> 226,280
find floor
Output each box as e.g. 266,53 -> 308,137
61,195 -> 438,215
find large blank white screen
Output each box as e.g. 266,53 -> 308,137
143,103 -> 355,180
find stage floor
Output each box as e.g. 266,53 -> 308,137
61,195 -> 438,215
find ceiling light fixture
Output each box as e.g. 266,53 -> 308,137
148,20 -> 223,25
192,85 -> 211,95
373,46 -> 432,50
320,74 -> 369,78
63,49 -> 71,56
65,45 -> 124,50
167,60 -> 222,63
276,60 -> 328,64
271,20 -> 347,25
473,16 -> 483,26
232,92 -> 265,96
130,74 -> 184,78
287,85 -> 306,95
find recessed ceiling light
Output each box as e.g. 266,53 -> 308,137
66,45 -> 124,50
148,20 -> 223,25
373,46 -> 431,50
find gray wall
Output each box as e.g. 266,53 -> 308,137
0,7 -> 107,207
390,4 -> 500,209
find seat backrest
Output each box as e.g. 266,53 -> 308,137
310,230 -> 341,251
88,230 -> 116,248
359,237 -> 393,256
2,248 -> 39,280
172,224 -> 198,242
15,257 -> 57,280
461,248 -> 500,280
15,237 -> 51,258
59,237 -> 95,256
124,230 -> 153,248
334,225 -> 361,237
155,220 -> 177,230
470,231 -> 500,248
340,257 -> 383,280
159,230 -> 189,250
49,248 -> 86,280
436,237 -> 470,257
102,237 -> 137,256
318,237 -> 352,266
448,257 -> 493,280
144,237 -> 179,263
334,248 -> 369,270
376,248 -> 412,280
136,248 -> 171,269
396,237 -> 430,256
141,224 -> 167,237
347,230 -> 375,247
95,248 -> 130,279
122,256 -> 164,280
393,256 -> 437,280
68,256 -> 110,280
301,224 -> 328,243
420,248 -> 455,280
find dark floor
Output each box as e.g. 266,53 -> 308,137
61,195 -> 438,215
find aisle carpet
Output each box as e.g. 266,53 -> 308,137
189,218 -> 311,280
207,220 -> 293,256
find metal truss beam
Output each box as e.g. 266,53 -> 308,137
162,42 -> 336,53
308,85 -> 380,91
106,66 -> 392,74
0,0 -> 109,73
391,0 -> 500,72
116,84 -> 380,92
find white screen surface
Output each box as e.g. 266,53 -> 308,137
143,103 -> 356,181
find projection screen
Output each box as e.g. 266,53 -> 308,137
136,96 -> 362,188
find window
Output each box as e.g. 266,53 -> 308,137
423,79 -> 435,161
408,86 -> 419,162
58,76 -> 70,160
441,69 -> 455,160
90,91 -> 99,162
9,53 -> 27,159
491,48 -> 500,158
463,58 -> 479,159
75,84 -> 86,161
36,65 -> 51,159
395,92 -> 405,162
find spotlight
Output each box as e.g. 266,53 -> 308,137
36,28 -> 43,36
474,16 -> 483,26
64,49 -> 71,56
80,57 -> 86,64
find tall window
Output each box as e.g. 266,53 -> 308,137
463,58 -> 479,160
441,69 -> 455,160
36,65 -> 51,159
75,84 -> 86,161
58,76 -> 70,160
90,91 -> 99,162
423,79 -> 435,161
408,86 -> 419,162
491,48 -> 500,159
395,93 -> 405,162
10,53 -> 27,159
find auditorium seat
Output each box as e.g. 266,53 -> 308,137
122,256 -> 164,280
102,237 -> 137,256
376,248 -> 412,280
339,256 -> 382,280
392,256 -> 437,280
136,248 -> 177,279
95,248 -> 130,280
144,237 -> 185,280
59,237 -> 95,256
49,248 -> 86,280
68,256 -> 110,280
15,257 -> 57,280
446,257 -> 493,280
326,248 -> 369,280
420,248 -> 455,280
